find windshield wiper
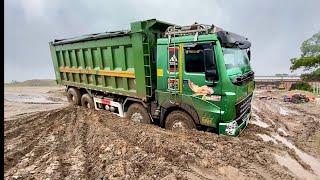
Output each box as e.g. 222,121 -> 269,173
231,71 -> 254,85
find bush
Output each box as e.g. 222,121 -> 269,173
289,82 -> 312,92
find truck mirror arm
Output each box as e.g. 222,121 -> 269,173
206,81 -> 218,87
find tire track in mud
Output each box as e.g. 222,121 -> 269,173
52,114 -> 70,178
4,108 -> 70,173
86,110 -> 189,179
71,108 -> 90,179
254,98 -> 320,158
251,96 -> 320,178
4,103 -> 319,179
6,110 -> 65,178
93,108 -> 295,179
94,112 -> 206,178
3,106 -> 185,179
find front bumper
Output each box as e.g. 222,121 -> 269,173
218,111 -> 251,137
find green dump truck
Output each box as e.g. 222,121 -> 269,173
49,19 -> 255,136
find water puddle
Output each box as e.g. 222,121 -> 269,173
279,107 -> 289,115
256,134 -> 277,144
277,128 -> 289,136
274,153 -> 318,179
272,134 -> 320,176
274,103 -> 301,116
251,115 -> 269,128
251,120 -> 269,128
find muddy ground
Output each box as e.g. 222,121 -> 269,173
4,86 -> 320,179
4,86 -> 67,119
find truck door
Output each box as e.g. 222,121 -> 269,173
181,42 -> 222,126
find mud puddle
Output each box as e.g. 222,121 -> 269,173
274,153 -> 318,180
272,134 -> 320,176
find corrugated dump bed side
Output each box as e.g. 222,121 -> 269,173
49,19 -> 173,101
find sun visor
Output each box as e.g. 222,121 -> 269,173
216,31 -> 251,49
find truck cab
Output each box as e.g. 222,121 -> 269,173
155,24 -> 255,136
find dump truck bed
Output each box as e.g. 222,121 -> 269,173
49,19 -> 173,101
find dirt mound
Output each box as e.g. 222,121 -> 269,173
4,89 -> 320,179
4,106 -> 297,179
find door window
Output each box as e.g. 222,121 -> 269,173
185,45 -> 205,73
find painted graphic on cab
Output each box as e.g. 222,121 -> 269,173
188,80 -> 221,102
188,80 -> 213,95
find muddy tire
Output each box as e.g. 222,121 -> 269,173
126,103 -> 151,124
81,94 -> 94,109
165,110 -> 196,131
67,88 -> 81,105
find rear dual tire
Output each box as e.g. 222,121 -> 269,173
126,106 -> 196,131
126,103 -> 151,124
67,89 -> 195,131
67,88 -> 81,105
67,88 -> 94,109
81,94 -> 94,109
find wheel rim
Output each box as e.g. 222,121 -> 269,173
172,120 -> 188,131
131,112 -> 143,123
72,95 -> 76,102
86,102 -> 91,108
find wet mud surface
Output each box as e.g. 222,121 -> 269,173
4,88 -> 320,179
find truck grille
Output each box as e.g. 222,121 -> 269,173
235,93 -> 253,118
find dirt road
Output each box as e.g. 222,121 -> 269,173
4,87 -> 320,179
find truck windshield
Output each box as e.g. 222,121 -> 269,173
222,47 -> 250,76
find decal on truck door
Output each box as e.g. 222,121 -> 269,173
188,80 -> 214,96
188,80 -> 220,101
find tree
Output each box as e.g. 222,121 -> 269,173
289,82 -> 312,92
290,32 -> 320,81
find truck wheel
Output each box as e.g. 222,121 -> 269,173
165,110 -> 196,131
126,103 -> 151,124
67,88 -> 81,105
81,94 -> 95,109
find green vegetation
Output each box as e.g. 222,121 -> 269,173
289,82 -> 312,92
290,32 -> 320,81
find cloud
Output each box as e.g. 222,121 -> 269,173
4,0 -> 320,82
20,0 -> 45,17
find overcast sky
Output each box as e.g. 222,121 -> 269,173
4,0 -> 320,82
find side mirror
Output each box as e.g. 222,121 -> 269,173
205,69 -> 218,82
204,49 -> 218,82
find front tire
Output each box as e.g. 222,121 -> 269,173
67,87 -> 81,105
165,110 -> 196,131
126,103 -> 151,124
81,94 -> 95,109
